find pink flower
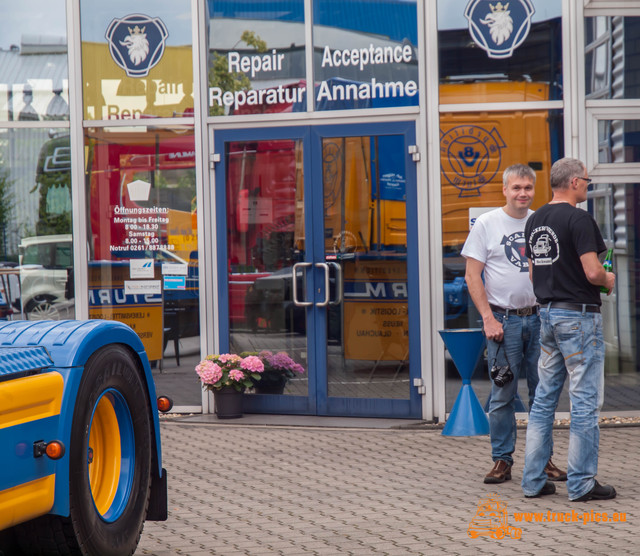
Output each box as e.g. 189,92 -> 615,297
241,355 -> 265,373
228,369 -> 245,381
218,353 -> 241,364
196,360 -> 223,385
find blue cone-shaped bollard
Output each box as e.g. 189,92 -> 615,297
439,329 -> 490,436
442,384 -> 491,436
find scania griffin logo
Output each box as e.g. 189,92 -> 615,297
440,125 -> 506,197
501,231 -> 528,272
106,14 -> 169,78
464,0 -> 535,59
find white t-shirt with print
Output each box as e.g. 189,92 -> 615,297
461,207 -> 536,310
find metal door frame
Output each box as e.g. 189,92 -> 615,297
214,122 -> 421,417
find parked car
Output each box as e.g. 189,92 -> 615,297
19,234 -> 73,320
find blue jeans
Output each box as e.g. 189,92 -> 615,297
522,307 -> 604,499
486,311 -> 540,466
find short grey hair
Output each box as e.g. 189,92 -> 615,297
502,164 -> 536,187
550,157 -> 586,190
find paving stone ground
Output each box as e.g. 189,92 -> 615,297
136,421 -> 639,556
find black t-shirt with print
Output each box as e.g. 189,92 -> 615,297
524,202 -> 606,305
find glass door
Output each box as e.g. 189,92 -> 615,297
214,123 -> 421,417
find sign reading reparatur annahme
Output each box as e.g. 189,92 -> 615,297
210,43 -> 418,113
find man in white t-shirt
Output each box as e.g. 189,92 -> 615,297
462,164 -> 566,484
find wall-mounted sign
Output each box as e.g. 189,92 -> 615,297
106,14 -> 169,78
465,0 -> 535,59
209,43 -> 418,113
162,263 -> 188,276
164,276 -> 186,290
129,258 -> 154,278
124,280 -> 162,295
440,124 -> 506,197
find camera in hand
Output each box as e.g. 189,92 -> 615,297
490,363 -> 514,387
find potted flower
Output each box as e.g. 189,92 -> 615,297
195,353 -> 264,418
250,350 -> 305,394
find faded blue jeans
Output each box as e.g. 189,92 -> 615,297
522,306 -> 604,499
486,310 -> 540,466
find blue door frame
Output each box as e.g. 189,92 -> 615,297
214,122 -> 422,418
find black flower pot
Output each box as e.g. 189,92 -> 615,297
254,373 -> 287,395
213,386 -> 244,418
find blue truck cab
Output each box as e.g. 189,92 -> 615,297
0,319 -> 168,556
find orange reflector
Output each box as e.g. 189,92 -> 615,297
157,396 -> 173,413
45,441 -> 65,460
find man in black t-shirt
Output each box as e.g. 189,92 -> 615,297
521,157 -> 616,502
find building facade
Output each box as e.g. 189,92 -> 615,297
1,0 -> 639,420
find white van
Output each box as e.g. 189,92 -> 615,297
19,234 -> 73,320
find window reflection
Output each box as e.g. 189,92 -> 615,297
225,139 -> 309,397
586,183 -> 640,410
440,107 -> 560,412
208,1 -> 305,116
598,119 -> 640,163
80,1 -> 193,120
585,16 -> 640,99
313,0 -> 419,111
84,126 -> 200,405
0,0 -> 69,122
438,0 -> 563,103
0,128 -> 74,321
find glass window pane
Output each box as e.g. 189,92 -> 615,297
0,0 -> 69,122
0,128 -> 74,320
225,138 -> 308,397
439,108 -> 562,412
323,135 -> 410,399
80,1 -> 193,120
438,0 -> 563,103
208,0 -> 306,116
585,17 -> 640,99
584,183 -> 640,411
598,119 -> 640,163
313,0 -> 418,111
85,126 -> 200,405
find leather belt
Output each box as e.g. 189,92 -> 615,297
490,304 -> 539,317
544,302 -> 600,314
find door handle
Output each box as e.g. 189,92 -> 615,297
327,261 -> 343,306
291,262 -> 313,307
314,263 -> 330,307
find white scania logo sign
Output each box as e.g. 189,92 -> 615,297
106,14 -> 169,78
464,0 -> 535,59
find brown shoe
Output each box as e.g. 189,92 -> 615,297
544,458 -> 567,482
484,460 -> 512,484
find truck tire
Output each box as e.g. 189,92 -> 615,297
13,344 -> 153,555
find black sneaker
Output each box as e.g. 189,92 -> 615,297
571,480 -> 617,502
525,481 -> 556,498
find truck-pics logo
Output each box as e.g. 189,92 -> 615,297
106,14 -> 169,77
440,125 -> 506,197
465,0 -> 535,59
468,494 -> 522,540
